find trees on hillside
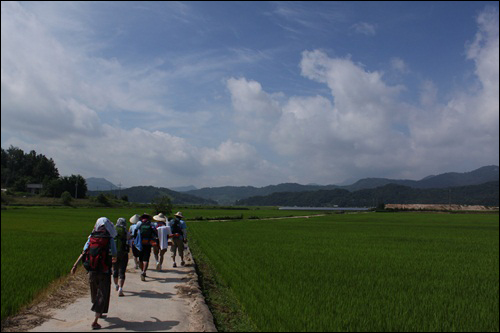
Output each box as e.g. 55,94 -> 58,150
1,146 -> 59,190
1,145 -> 87,198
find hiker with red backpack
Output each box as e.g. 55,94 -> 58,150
71,217 -> 117,330
113,217 -> 130,296
133,213 -> 158,281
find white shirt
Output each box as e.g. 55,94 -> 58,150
156,225 -> 172,250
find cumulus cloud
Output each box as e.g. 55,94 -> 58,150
226,7 -> 498,183
2,3 -> 498,188
409,7 -> 499,172
227,77 -> 282,142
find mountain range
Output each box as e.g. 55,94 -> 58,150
86,165 -> 499,206
186,165 -> 499,204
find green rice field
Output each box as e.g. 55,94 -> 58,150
0,206 -> 320,321
188,213 -> 499,332
2,207 -> 498,331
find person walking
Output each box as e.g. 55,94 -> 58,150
169,211 -> 187,268
71,217 -> 117,330
128,214 -> 141,269
133,213 -> 157,281
153,213 -> 171,271
113,217 -> 129,297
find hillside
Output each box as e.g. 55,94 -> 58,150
235,181 -> 499,207
86,177 -> 118,191
88,186 -> 217,205
187,166 -> 499,204
186,183 -> 339,205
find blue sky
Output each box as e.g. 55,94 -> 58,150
1,1 -> 499,188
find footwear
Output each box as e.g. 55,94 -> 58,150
91,322 -> 101,330
118,289 -> 124,297
156,261 -> 160,271
115,284 -> 119,291
140,272 -> 146,281
181,261 -> 185,266
173,262 -> 177,268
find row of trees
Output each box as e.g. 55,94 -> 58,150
1,146 -> 87,198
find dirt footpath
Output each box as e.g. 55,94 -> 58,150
27,247 -> 216,332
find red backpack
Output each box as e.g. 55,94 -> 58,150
83,227 -> 112,273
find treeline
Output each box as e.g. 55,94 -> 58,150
1,146 -> 87,198
236,181 -> 500,207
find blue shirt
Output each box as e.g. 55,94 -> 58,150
168,218 -> 187,240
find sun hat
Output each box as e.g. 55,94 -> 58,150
94,217 -> 117,238
116,217 -> 127,228
140,213 -> 152,220
129,214 -> 140,224
174,211 -> 184,218
153,212 -> 167,222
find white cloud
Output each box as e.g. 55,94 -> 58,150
226,7 -> 499,184
409,7 -> 499,173
391,57 -> 410,74
1,3 -> 498,188
351,22 -> 377,36
226,77 -> 282,141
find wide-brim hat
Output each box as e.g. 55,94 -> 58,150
129,214 -> 140,224
153,212 -> 167,222
140,213 -> 152,220
174,211 -> 184,218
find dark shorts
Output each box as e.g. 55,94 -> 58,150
131,243 -> 141,258
139,243 -> 152,262
112,252 -> 128,280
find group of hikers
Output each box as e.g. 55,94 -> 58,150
71,211 -> 187,330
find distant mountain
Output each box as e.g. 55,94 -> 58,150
86,177 -> 118,191
170,185 -> 198,192
236,181 -> 499,207
186,183 -> 339,205
88,185 -> 217,205
187,166 -> 499,204
416,165 -> 499,188
344,165 -> 499,191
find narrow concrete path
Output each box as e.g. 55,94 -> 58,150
29,247 -> 216,332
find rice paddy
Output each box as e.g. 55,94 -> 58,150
1,207 -> 498,332
188,213 -> 499,331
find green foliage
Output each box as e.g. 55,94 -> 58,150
1,146 -> 59,188
151,195 -> 173,215
96,193 -> 110,206
60,191 -> 72,206
1,146 -> 88,199
189,213 -> 499,332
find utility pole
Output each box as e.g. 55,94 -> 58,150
75,181 -> 78,199
448,189 -> 451,210
118,183 -> 122,199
